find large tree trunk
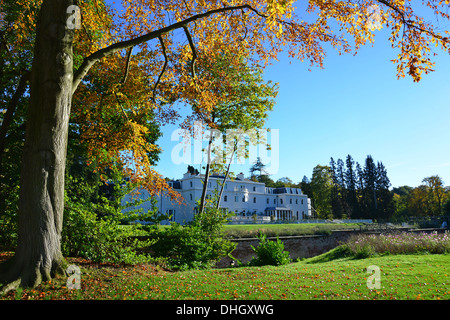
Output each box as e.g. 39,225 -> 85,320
0,0 -> 74,292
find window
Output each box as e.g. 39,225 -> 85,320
290,199 -> 292,204
224,195 -> 228,202
267,198 -> 269,204
190,194 -> 193,201
296,199 -> 298,204
280,199 -> 283,204
253,197 -> 256,203
190,181 -> 193,188
167,209 -> 176,221
253,186 -> 256,191
235,196 -> 238,202
274,199 -> 276,204
242,196 -> 246,202
301,199 -> 304,204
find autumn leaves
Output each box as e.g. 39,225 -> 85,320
47,0 -> 450,197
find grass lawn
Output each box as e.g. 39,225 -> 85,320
1,251 -> 448,300
223,223 -> 361,238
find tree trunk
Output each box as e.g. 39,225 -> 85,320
199,130 -> 213,215
216,145 -> 236,210
0,0 -> 74,292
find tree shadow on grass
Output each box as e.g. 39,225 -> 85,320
304,246 -> 354,264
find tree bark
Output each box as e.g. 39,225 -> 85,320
199,130 -> 213,215
216,144 -> 236,210
0,0 -> 74,292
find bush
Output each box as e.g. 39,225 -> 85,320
0,185 -> 19,251
62,200 -> 155,265
150,207 -> 236,270
249,233 -> 291,266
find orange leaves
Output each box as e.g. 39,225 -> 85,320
62,0 -> 450,198
378,0 -> 450,82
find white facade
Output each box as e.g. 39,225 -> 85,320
123,171 -> 312,225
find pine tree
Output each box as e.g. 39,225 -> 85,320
355,161 -> 365,218
345,154 -> 358,219
250,157 -> 267,179
376,161 -> 394,221
329,157 -> 344,218
363,155 -> 379,219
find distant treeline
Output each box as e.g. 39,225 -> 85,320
303,155 -> 393,221
251,155 -> 450,222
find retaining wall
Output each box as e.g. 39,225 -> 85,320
216,230 -> 356,268
216,228 -> 448,268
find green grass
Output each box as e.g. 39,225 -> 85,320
1,251 -> 448,300
223,223 -> 360,238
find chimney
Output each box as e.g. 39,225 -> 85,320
237,172 -> 245,180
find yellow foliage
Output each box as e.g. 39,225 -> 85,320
6,0 -> 449,198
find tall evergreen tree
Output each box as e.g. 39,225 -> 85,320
345,154 -> 359,219
363,155 -> 378,218
329,157 -> 344,218
336,158 -> 346,189
355,161 -> 365,218
376,161 -> 394,221
250,157 -> 267,179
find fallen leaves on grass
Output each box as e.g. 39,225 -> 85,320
1,253 -> 448,300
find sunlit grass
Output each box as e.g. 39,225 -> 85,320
1,252 -> 448,300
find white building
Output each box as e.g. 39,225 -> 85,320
123,171 -> 312,225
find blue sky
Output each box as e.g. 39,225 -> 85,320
152,8 -> 450,189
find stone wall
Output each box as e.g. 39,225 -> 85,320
216,228 -> 448,268
217,230 -> 356,268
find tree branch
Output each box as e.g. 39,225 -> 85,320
182,25 -> 198,81
377,0 -> 449,43
152,36 -> 168,102
121,46 -> 133,85
0,70 -> 30,155
72,4 -> 259,95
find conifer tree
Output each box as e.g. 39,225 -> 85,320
363,155 -> 378,218
345,154 -> 359,219
329,157 -> 344,218
376,161 -> 394,220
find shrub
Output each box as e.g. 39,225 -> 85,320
150,207 -> 236,270
249,233 -> 291,266
62,200 -> 155,265
0,185 -> 19,251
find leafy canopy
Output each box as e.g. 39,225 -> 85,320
2,0 -> 449,198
